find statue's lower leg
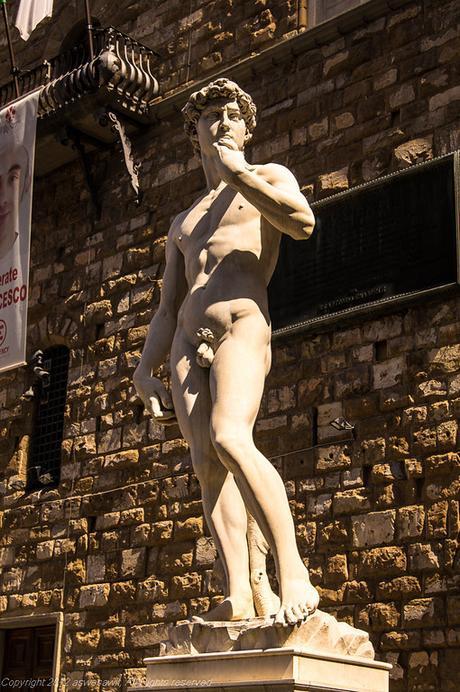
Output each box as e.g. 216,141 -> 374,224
193,470 -> 255,622
247,511 -> 280,617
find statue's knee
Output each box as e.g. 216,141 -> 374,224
210,426 -> 247,472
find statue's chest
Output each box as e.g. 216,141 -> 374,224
179,194 -> 252,250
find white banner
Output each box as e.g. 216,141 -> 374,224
0,91 -> 40,373
15,0 -> 54,41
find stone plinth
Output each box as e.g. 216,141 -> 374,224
140,648 -> 391,692
160,611 -> 374,659
132,613 -> 391,692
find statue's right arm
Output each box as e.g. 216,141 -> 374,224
133,224 -> 187,420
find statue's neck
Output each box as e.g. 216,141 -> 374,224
201,153 -> 223,192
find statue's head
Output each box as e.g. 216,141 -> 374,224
182,78 -> 257,155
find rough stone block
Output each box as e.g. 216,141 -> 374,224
403,598 -> 444,628
333,489 -> 371,515
427,501 -> 448,537
79,583 -> 110,609
73,629 -> 100,653
170,572 -> 201,599
317,167 -> 349,197
87,554 -> 105,583
307,493 -> 332,518
358,547 -> 407,578
393,137 -> 433,168
325,554 -> 348,584
316,445 -> 351,471
174,517 -> 204,540
377,576 -> 421,601
121,548 -> 146,578
129,623 -> 169,648
397,506 -> 425,540
361,437 -> 386,464
137,576 -> 167,603
196,537 -> 217,566
367,602 -> 400,631
426,452 -> 460,476
408,543 -> 440,571
352,510 -> 395,547
373,357 -> 405,389
437,420 -> 458,452
447,596 -> 460,625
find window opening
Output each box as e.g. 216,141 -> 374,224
309,0 -> 368,25
28,345 -> 70,490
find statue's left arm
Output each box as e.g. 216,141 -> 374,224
213,145 -> 315,241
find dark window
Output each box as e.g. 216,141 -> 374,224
28,346 -> 70,490
309,0 -> 366,25
269,155 -> 458,332
2,625 -> 55,686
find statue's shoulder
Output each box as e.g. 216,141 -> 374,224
255,162 -> 300,188
164,212 -> 186,251
169,208 -> 188,234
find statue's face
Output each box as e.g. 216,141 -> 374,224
0,148 -> 24,255
196,98 -> 248,155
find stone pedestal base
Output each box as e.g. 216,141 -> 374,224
159,611 -> 374,659
132,612 -> 390,692
140,648 -> 391,691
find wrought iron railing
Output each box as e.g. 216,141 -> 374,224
0,27 -> 159,119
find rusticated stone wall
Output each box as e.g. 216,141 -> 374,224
0,1 -> 459,691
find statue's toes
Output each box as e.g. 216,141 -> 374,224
274,606 -> 286,626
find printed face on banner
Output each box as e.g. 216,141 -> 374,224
0,144 -> 28,259
0,94 -> 39,373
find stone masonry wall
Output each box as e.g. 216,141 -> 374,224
0,1 -> 459,691
0,0 -> 298,94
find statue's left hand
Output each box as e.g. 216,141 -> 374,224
212,143 -> 253,185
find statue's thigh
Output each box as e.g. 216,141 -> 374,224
210,318 -> 270,430
170,329 -> 213,450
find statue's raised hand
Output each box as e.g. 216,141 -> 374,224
133,371 -> 177,425
212,142 -> 254,186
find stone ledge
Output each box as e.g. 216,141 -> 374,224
142,647 -> 391,692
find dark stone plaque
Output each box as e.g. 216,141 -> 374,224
269,155 -> 458,332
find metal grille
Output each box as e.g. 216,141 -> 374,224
269,154 -> 459,332
28,346 -> 70,490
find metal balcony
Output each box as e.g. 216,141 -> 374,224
0,27 -> 160,180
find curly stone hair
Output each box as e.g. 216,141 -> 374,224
182,78 -> 257,154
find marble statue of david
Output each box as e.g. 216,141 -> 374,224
134,78 -> 319,626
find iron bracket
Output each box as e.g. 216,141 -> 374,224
107,110 -> 141,204
63,125 -> 102,218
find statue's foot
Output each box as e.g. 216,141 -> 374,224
251,569 -> 281,618
192,593 -> 256,622
274,567 -> 319,626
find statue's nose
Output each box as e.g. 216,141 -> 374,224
219,113 -> 231,130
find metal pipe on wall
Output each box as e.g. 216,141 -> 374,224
84,0 -> 95,59
1,0 -> 20,97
